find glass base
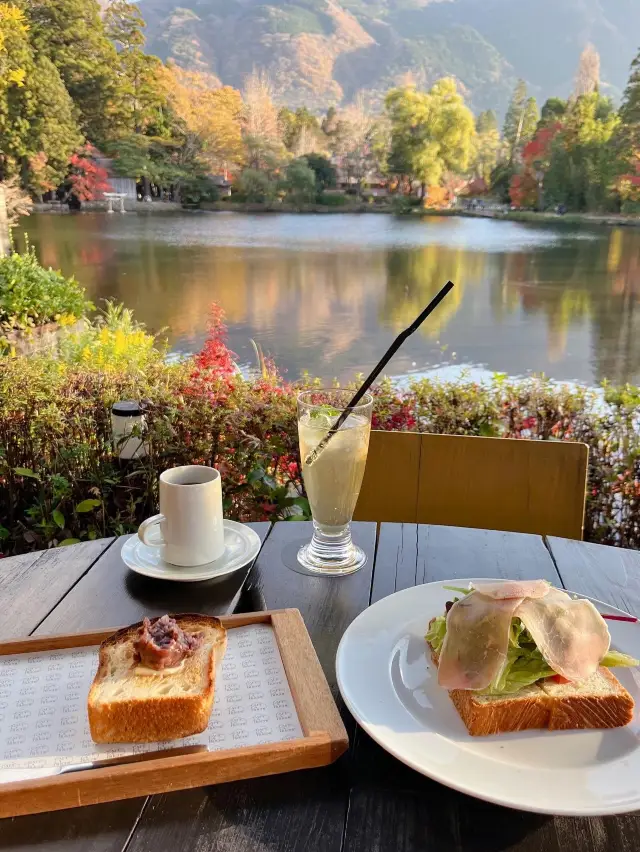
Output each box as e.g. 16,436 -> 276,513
296,521 -> 366,576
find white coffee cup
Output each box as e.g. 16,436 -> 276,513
138,465 -> 225,567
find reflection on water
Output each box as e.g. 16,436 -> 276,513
17,211 -> 640,386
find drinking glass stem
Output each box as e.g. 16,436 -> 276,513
297,518 -> 366,575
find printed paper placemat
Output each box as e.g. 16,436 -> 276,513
0,623 -> 302,781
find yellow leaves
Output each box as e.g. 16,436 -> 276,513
0,4 -> 27,32
7,67 -> 23,86
113,328 -> 126,355
386,78 -> 476,186
0,3 -> 28,95
161,64 -> 244,170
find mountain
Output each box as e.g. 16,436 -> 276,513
137,0 -> 640,116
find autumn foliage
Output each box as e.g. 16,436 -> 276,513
510,123 -> 562,209
1,306 -> 640,553
68,145 -> 112,201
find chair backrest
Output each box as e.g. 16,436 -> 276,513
353,431 -> 588,540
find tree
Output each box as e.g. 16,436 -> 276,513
0,3 -> 28,93
573,44 -> 600,99
385,79 -> 475,196
620,48 -> 640,142
26,0 -> 117,144
503,80 -> 527,157
161,65 -> 244,176
67,144 -> 112,201
23,55 -> 83,198
243,70 -> 282,152
105,0 -> 167,138
540,98 -> 567,127
242,73 -> 286,169
490,161 -> 516,203
329,99 -> 382,193
544,94 -> 619,211
522,97 -> 540,144
0,3 -> 31,179
510,123 -> 562,210
0,7 -> 82,195
476,109 -> 498,135
283,159 -> 316,205
108,135 -> 156,182
279,106 -> 326,156
503,81 -> 537,162
305,154 -> 336,190
474,110 -> 500,185
236,168 -> 277,204
616,46 -> 640,187
104,0 -> 145,50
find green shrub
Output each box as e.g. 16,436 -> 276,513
317,193 -> 348,207
235,169 -> 277,204
391,195 -> 422,214
0,244 -> 91,333
282,159 -> 317,205
180,176 -> 220,206
2,304 -> 640,554
305,154 -> 337,190
621,199 -> 640,215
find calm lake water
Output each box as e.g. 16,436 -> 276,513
19,211 -> 640,386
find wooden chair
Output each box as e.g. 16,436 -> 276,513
353,431 -> 589,540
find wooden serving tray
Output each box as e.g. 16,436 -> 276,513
0,609 -> 348,817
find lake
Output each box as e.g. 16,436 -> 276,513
19,211 -> 640,387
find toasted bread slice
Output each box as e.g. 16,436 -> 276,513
449,683 -> 551,736
88,614 -> 227,743
541,667 -> 635,730
427,632 -> 635,736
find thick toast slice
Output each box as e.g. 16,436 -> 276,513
88,614 -> 227,743
449,683 -> 550,736
541,667 -> 634,731
427,634 -> 634,736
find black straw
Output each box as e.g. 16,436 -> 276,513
304,280 -> 455,466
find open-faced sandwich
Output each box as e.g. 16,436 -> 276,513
425,580 -> 638,736
88,614 -> 227,743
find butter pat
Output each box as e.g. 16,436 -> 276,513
134,660 -> 185,677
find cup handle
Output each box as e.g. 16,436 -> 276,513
138,514 -> 165,548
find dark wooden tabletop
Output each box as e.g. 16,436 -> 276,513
1,522 -> 640,851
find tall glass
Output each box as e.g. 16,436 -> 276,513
297,389 -> 373,575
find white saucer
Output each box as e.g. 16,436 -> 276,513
121,520 -> 262,582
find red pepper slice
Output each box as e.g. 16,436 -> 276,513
549,674 -> 571,684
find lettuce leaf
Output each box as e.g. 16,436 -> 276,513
481,621 -> 554,694
425,615 -> 447,656
425,609 -> 639,696
601,649 -> 640,668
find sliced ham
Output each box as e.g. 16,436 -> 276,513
438,592 -> 523,690
471,579 -> 550,600
516,587 -> 610,682
437,581 -> 611,691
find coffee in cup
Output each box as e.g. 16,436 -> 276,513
138,465 -> 225,567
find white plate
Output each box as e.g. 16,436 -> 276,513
336,578 -> 640,816
121,520 -> 262,582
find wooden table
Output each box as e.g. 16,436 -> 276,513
1,522 -> 640,850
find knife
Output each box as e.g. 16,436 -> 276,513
59,743 -> 207,774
